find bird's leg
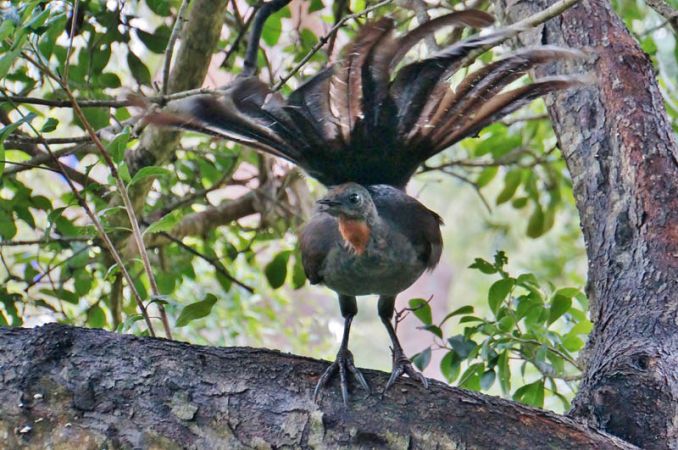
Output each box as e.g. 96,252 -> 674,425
378,295 -> 429,392
314,295 -> 370,405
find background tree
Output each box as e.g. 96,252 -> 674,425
0,0 -> 675,448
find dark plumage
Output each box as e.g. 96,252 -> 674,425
153,10 -> 584,189
150,9 -> 585,404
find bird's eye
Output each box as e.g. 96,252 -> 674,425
348,193 -> 361,204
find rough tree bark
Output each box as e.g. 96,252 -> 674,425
0,325 -> 636,449
493,0 -> 678,448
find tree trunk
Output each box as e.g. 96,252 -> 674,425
492,0 -> 678,448
0,324 -> 636,449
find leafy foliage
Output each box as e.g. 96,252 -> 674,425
410,252 -> 588,409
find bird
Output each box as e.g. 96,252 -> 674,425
148,9 -> 586,404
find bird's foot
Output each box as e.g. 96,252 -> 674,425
383,348 -> 429,393
314,348 -> 370,405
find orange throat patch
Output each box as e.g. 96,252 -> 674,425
338,217 -> 371,255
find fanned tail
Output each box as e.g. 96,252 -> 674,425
411,46 -> 585,149
148,10 -> 589,188
433,75 -> 591,151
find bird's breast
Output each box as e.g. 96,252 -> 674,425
321,224 -> 425,297
337,217 -> 370,255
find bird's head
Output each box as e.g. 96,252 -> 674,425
317,183 -> 376,221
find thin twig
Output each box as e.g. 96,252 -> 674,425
0,237 -> 92,247
20,51 -> 161,337
512,336 -> 582,369
157,231 -> 255,293
2,142 -> 93,176
273,0 -> 394,90
24,245 -> 90,291
1,95 -> 132,108
63,0 -> 80,84
147,172 -> 234,222
162,0 -> 191,99
643,0 -> 678,35
501,113 -> 549,126
442,169 -> 492,213
221,2 -> 260,69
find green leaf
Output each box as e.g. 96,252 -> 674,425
0,209 -> 17,239
136,25 -> 171,53
79,107 -> 110,130
41,288 -> 78,304
128,166 -> 172,188
41,117 -> 59,132
144,211 -> 180,235
480,369 -> 496,390
512,197 -> 528,208
488,278 -> 515,315
409,298 -> 432,325
569,318 -> 593,335
440,305 -> 474,325
498,351 -> 511,394
440,351 -> 461,382
0,47 -> 21,79
0,19 -> 15,42
447,335 -> 476,359
548,294 -> 572,324
526,203 -> 545,238
106,129 -> 130,164
264,250 -> 291,289
116,314 -> 145,332
458,362 -> 483,391
309,0 -> 324,12
412,347 -> 431,371
555,287 -> 581,298
562,333 -> 584,351
146,0 -> 172,16
291,255 -> 306,289
496,170 -> 522,205
513,379 -> 545,408
497,315 -> 515,332
469,258 -> 496,274
87,304 -> 106,328
422,324 -> 443,338
127,50 -> 152,86
176,293 -> 219,327
262,7 -> 289,46
476,166 -> 498,188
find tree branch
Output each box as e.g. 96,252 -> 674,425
643,0 -> 678,34
0,324 -> 638,449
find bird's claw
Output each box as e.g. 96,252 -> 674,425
383,350 -> 428,393
314,348 -> 370,405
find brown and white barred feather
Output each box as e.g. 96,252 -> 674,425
146,10 -> 588,189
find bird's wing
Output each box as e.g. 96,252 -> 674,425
298,214 -> 340,284
368,185 -> 443,270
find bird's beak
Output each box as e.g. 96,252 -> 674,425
317,198 -> 341,212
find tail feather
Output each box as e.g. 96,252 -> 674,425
421,46 -> 583,144
330,18 -> 393,143
288,67 -> 339,144
434,76 -> 589,151
390,29 -> 517,135
150,11 -> 588,188
363,11 -> 493,131
390,10 -> 494,68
